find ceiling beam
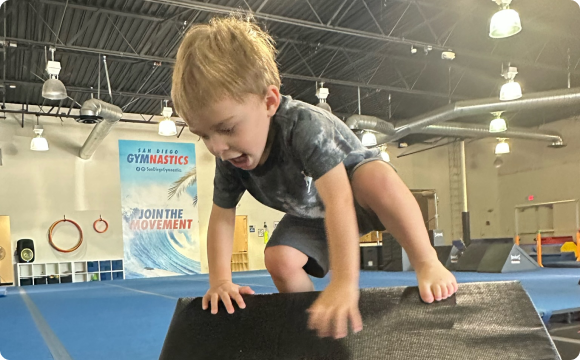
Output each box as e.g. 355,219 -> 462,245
5,38 -> 459,99
281,73 -> 466,100
143,0 -> 448,49
38,0 -> 185,24
8,80 -> 170,101
35,0 -> 578,74
139,0 -> 576,75
5,37 -> 171,64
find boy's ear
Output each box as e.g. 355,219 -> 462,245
265,85 -> 281,117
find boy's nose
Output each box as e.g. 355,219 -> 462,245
209,136 -> 229,157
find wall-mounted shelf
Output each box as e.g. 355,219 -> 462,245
15,259 -> 124,286
231,252 -> 249,272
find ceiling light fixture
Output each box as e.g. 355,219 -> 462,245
158,105 -> 177,136
30,116 -> 49,151
500,66 -> 522,101
361,131 -> 377,147
489,0 -> 522,39
42,47 -> 67,100
315,82 -> 332,113
494,138 -> 510,155
489,111 -> 507,133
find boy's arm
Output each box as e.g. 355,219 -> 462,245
307,162 -> 363,339
203,203 -> 255,314
207,203 -> 236,286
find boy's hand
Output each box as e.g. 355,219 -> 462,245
202,280 -> 255,314
414,260 -> 458,303
307,281 -> 363,339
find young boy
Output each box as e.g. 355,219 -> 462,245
172,15 -> 458,340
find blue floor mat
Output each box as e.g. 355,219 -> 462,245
2,268 -> 579,360
0,290 -> 53,360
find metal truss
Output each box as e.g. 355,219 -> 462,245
8,79 -> 169,101
6,37 -> 464,100
29,0 -> 580,76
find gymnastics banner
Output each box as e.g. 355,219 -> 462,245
119,140 -> 201,279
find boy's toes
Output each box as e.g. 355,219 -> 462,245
439,284 -> 449,299
447,283 -> 456,297
420,286 -> 434,303
431,284 -> 442,301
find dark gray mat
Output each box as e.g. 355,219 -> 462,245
159,281 -> 560,360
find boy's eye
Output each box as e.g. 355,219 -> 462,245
218,126 -> 235,135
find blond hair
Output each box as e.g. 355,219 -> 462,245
172,15 -> 280,123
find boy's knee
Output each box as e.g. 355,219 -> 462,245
264,246 -> 307,280
352,161 -> 394,208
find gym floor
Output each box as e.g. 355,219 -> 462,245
1,268 -> 579,360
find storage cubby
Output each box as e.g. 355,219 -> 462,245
87,261 -> 99,273
231,252 -> 249,272
74,273 -> 88,282
59,262 -> 72,275
16,259 -> 124,286
100,272 -> 112,281
112,260 -> 123,271
99,261 -> 111,271
19,264 -> 32,277
46,263 -> 59,276
74,261 -> 87,273
33,264 -> 46,277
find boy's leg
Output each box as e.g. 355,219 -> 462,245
265,245 -> 314,293
264,214 -> 330,293
350,160 -> 456,301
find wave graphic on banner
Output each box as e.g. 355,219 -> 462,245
124,227 -> 201,279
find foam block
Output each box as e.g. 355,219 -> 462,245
159,281 -> 560,359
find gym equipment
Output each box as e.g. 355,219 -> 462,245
159,282 -> 560,359
381,231 -> 448,271
455,238 -> 539,273
93,215 -> 109,233
48,216 -> 83,253
16,239 -> 35,263
360,245 -> 381,270
515,199 -> 580,267
381,233 -> 412,271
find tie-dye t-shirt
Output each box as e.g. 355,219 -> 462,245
212,95 -> 380,219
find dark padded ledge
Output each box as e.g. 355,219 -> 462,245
160,281 -> 560,360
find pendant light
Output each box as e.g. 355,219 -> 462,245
42,47 -> 67,100
489,112 -> 507,133
159,103 -> 177,136
30,115 -> 49,151
500,66 -> 522,101
489,0 -> 522,39
494,138 -> 510,155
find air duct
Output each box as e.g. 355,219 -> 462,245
78,99 -> 123,160
416,122 -> 565,148
345,114 -> 396,135
389,87 -> 580,142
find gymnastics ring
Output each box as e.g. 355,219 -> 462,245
48,216 -> 83,253
93,216 -> 109,234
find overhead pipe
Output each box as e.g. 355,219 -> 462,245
345,114 -> 396,135
388,87 -> 580,142
78,99 -> 123,160
416,122 -> 565,147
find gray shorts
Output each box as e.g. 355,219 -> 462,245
265,157 -> 388,278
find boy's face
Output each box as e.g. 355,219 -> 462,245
187,86 -> 280,171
